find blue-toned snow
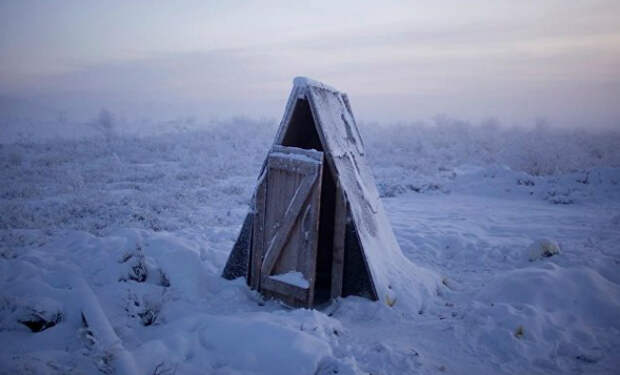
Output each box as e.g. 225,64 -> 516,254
1,119 -> 619,374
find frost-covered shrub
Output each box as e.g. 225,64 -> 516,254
123,291 -> 165,327
0,117 -> 275,235
90,108 -> 117,142
528,239 -> 561,261
362,118 -> 620,176
1,116 -> 619,235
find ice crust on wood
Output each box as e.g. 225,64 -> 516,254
269,151 -> 321,164
270,271 -> 310,289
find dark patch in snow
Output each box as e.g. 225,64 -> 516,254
576,172 -> 590,184
575,354 -> 599,364
19,311 -> 62,332
138,308 -> 159,326
119,245 -> 149,283
153,361 -> 178,375
124,292 -> 163,326
517,178 -> 535,186
545,190 -> 575,205
159,270 -> 171,287
130,262 -> 148,282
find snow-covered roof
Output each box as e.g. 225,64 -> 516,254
292,76 -> 340,93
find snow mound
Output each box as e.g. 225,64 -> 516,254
528,239 -> 561,261
470,263 -> 620,372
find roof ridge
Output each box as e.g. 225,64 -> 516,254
293,76 -> 341,94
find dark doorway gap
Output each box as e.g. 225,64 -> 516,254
280,98 -> 375,305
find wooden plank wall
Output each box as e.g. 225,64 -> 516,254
331,182 -> 346,299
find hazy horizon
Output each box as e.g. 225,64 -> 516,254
2,1 -> 620,130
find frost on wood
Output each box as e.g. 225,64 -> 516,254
300,78 -> 439,310
225,77 -> 440,310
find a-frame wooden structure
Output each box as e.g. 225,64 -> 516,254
223,77 -> 437,308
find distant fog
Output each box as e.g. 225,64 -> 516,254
1,1 -> 619,139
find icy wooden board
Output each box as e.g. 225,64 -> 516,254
257,145 -> 323,307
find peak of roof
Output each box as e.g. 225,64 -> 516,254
293,76 -> 340,94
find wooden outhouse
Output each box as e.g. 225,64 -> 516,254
223,77 -> 436,309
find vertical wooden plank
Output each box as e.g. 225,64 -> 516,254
250,172 -> 267,290
331,181 -> 346,299
273,169 -> 305,274
303,160 -> 322,307
260,172 -> 316,277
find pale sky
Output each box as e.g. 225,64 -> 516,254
1,0 -> 619,127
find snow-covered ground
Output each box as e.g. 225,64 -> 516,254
1,120 -> 619,374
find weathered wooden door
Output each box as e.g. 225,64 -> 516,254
250,145 -> 323,307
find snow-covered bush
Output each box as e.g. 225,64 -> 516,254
0,118 -> 274,235
528,239 -> 561,261
90,108 -> 117,142
362,117 -> 620,177
1,115 -> 619,235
